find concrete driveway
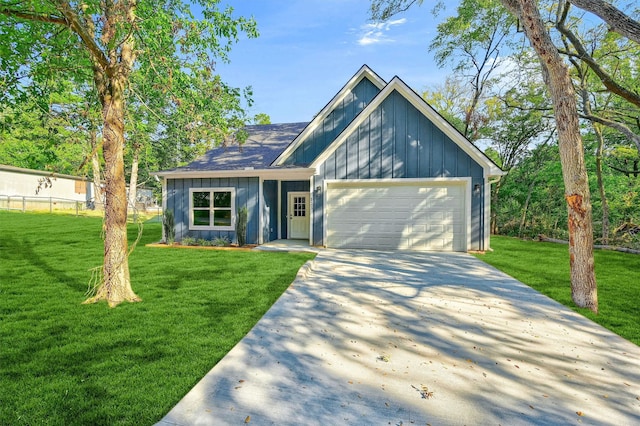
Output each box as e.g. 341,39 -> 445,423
157,250 -> 640,425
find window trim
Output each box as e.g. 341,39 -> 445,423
189,187 -> 236,231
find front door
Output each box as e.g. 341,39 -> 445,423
288,192 -> 310,239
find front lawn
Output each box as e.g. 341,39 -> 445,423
0,211 -> 315,425
476,235 -> 640,346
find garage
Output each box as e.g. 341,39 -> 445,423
325,180 -> 468,251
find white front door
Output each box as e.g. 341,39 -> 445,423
288,192 -> 310,239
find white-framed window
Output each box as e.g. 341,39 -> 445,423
189,187 -> 235,230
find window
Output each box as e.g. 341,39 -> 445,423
189,187 -> 235,230
293,196 -> 306,217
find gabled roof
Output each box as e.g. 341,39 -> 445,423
309,76 -> 505,178
154,65 -> 504,179
272,64 -> 386,166
158,122 -> 308,174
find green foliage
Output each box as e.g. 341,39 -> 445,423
212,236 -> 231,247
493,142 -> 567,239
236,206 -> 248,247
196,238 -> 211,247
181,236 -> 197,246
253,113 -> 272,125
162,210 -> 175,244
1,1 -> 262,188
0,211 -> 314,424
476,236 -> 640,345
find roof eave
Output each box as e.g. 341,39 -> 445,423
152,167 -> 316,180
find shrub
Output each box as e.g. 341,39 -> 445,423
162,209 -> 175,244
212,236 -> 230,247
181,237 -> 196,246
236,206 -> 248,246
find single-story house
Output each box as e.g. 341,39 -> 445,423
0,164 -> 96,204
154,65 -> 504,251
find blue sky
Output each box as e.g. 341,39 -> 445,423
215,0 -> 453,124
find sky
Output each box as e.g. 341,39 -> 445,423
214,0 -> 454,124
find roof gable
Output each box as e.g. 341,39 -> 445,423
310,76 -> 504,177
273,65 -> 386,166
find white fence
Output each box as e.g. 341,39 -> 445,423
0,195 -> 162,219
0,195 -> 91,215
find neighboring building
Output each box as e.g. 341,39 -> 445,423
154,65 -> 504,251
0,164 -> 95,205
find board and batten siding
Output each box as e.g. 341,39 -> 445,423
262,180 -> 278,243
166,177 -> 260,244
283,77 -> 381,166
280,180 -> 311,239
313,90 -> 486,250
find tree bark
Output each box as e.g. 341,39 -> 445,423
128,143 -> 140,215
84,74 -> 140,307
569,0 -> 640,44
594,123 -> 610,246
519,178 -> 535,238
79,0 -> 140,306
90,129 -> 103,209
501,0 -> 598,313
491,178 -> 503,235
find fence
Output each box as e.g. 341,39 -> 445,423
0,195 -> 91,215
0,195 -> 162,219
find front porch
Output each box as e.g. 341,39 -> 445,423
254,239 -> 322,253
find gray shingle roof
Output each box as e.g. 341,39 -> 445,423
170,122 -> 309,172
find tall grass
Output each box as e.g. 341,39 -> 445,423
0,211 -> 315,425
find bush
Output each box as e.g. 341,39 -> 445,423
162,210 -> 175,243
197,238 -> 211,247
212,236 -> 230,247
236,206 -> 248,246
181,237 -> 196,246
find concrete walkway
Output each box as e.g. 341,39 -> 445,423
157,250 -> 640,425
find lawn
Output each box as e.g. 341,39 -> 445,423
476,235 -> 640,346
0,211 -> 315,425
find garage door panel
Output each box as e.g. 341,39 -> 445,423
327,182 -> 466,251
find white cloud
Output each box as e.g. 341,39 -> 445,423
357,18 -> 407,46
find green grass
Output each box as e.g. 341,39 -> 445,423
0,211 -> 315,425
476,235 -> 640,346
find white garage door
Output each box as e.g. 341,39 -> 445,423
326,182 -> 467,251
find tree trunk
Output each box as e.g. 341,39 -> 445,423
491,178 -> 503,234
128,143 -> 140,215
90,129 -> 103,209
519,178 -> 535,238
569,0 -> 640,44
501,0 -> 598,313
84,78 -> 141,307
594,124 -> 609,245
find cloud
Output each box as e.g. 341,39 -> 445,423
357,18 -> 407,46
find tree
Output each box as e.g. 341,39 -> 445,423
499,0 -> 597,312
370,0 -> 603,312
429,0 -> 515,140
554,2 -> 640,157
1,1 -> 257,307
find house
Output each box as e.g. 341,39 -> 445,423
0,164 -> 96,209
154,65 -> 504,251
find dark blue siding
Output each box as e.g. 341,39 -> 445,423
280,181 -> 310,238
263,180 -> 278,242
283,77 -> 381,165
166,177 -> 260,244
313,89 -> 486,250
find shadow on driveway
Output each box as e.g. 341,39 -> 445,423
157,250 -> 640,425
